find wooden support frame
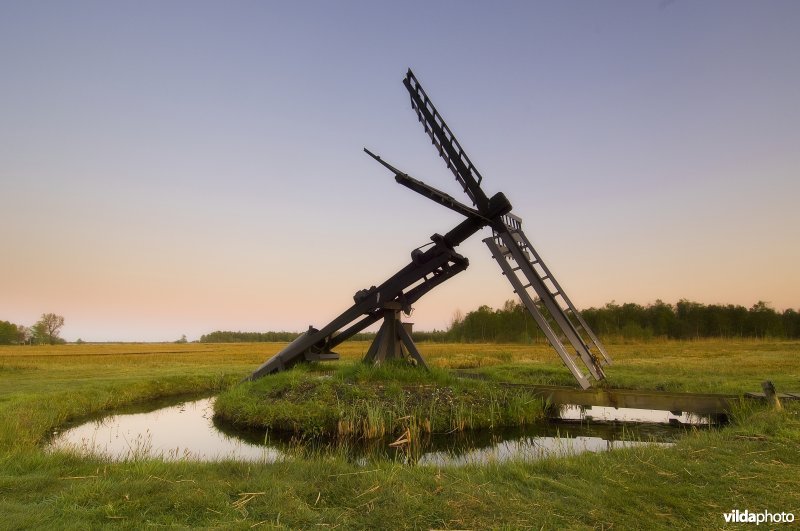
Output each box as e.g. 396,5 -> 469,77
363,303 -> 428,369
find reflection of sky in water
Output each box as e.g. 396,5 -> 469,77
49,398 -> 282,462
556,405 -> 708,425
49,398 -> 680,465
418,437 -> 672,466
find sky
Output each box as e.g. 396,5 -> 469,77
1,1 -> 798,342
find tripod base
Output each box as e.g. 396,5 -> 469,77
363,303 -> 428,369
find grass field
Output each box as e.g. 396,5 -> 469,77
1,340 -> 798,528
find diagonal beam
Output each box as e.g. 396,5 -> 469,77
364,149 -> 487,221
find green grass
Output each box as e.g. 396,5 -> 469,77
0,343 -> 251,451
214,361 -> 547,438
426,338 -> 800,393
0,340 -> 799,528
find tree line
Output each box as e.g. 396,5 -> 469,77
445,299 -> 800,342
7,300 -> 792,346
199,330 -> 378,343
0,313 -> 66,345
200,331 -> 303,343
199,299 -> 800,344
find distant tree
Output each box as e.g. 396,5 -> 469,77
31,322 -> 46,344
176,334 -> 188,344
0,321 -> 18,344
676,299 -> 704,338
16,325 -> 32,345
783,309 -> 800,338
647,300 -> 676,337
33,313 -> 65,345
449,309 -> 464,329
749,301 -> 782,338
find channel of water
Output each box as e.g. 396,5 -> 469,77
47,395 -> 711,465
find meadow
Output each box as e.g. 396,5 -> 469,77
1,340 -> 798,528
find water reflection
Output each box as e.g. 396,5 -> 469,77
418,436 -> 672,466
48,397 -> 702,465
555,404 -> 710,425
50,398 -> 283,462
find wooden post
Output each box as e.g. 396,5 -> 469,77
761,380 -> 782,411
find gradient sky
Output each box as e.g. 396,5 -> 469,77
2,1 -> 798,341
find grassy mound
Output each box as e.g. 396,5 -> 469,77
214,362 -> 547,439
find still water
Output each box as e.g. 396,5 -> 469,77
48,396 -> 704,465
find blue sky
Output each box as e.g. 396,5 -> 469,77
2,1 -> 798,341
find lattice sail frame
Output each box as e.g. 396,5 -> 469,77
402,69 -> 610,388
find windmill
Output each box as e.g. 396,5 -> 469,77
247,70 -> 611,389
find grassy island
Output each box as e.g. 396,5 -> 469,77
214,362 -> 547,439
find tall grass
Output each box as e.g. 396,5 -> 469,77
214,361 -> 547,441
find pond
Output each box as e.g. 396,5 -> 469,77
47,396 -> 709,465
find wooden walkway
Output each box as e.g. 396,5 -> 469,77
516,385 -> 796,415
453,373 -> 798,415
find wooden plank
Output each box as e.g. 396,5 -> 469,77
453,372 -> 798,415
519,385 -> 736,415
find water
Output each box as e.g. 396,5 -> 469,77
47,396 -> 706,465
556,404 -> 709,425
49,397 -> 283,462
